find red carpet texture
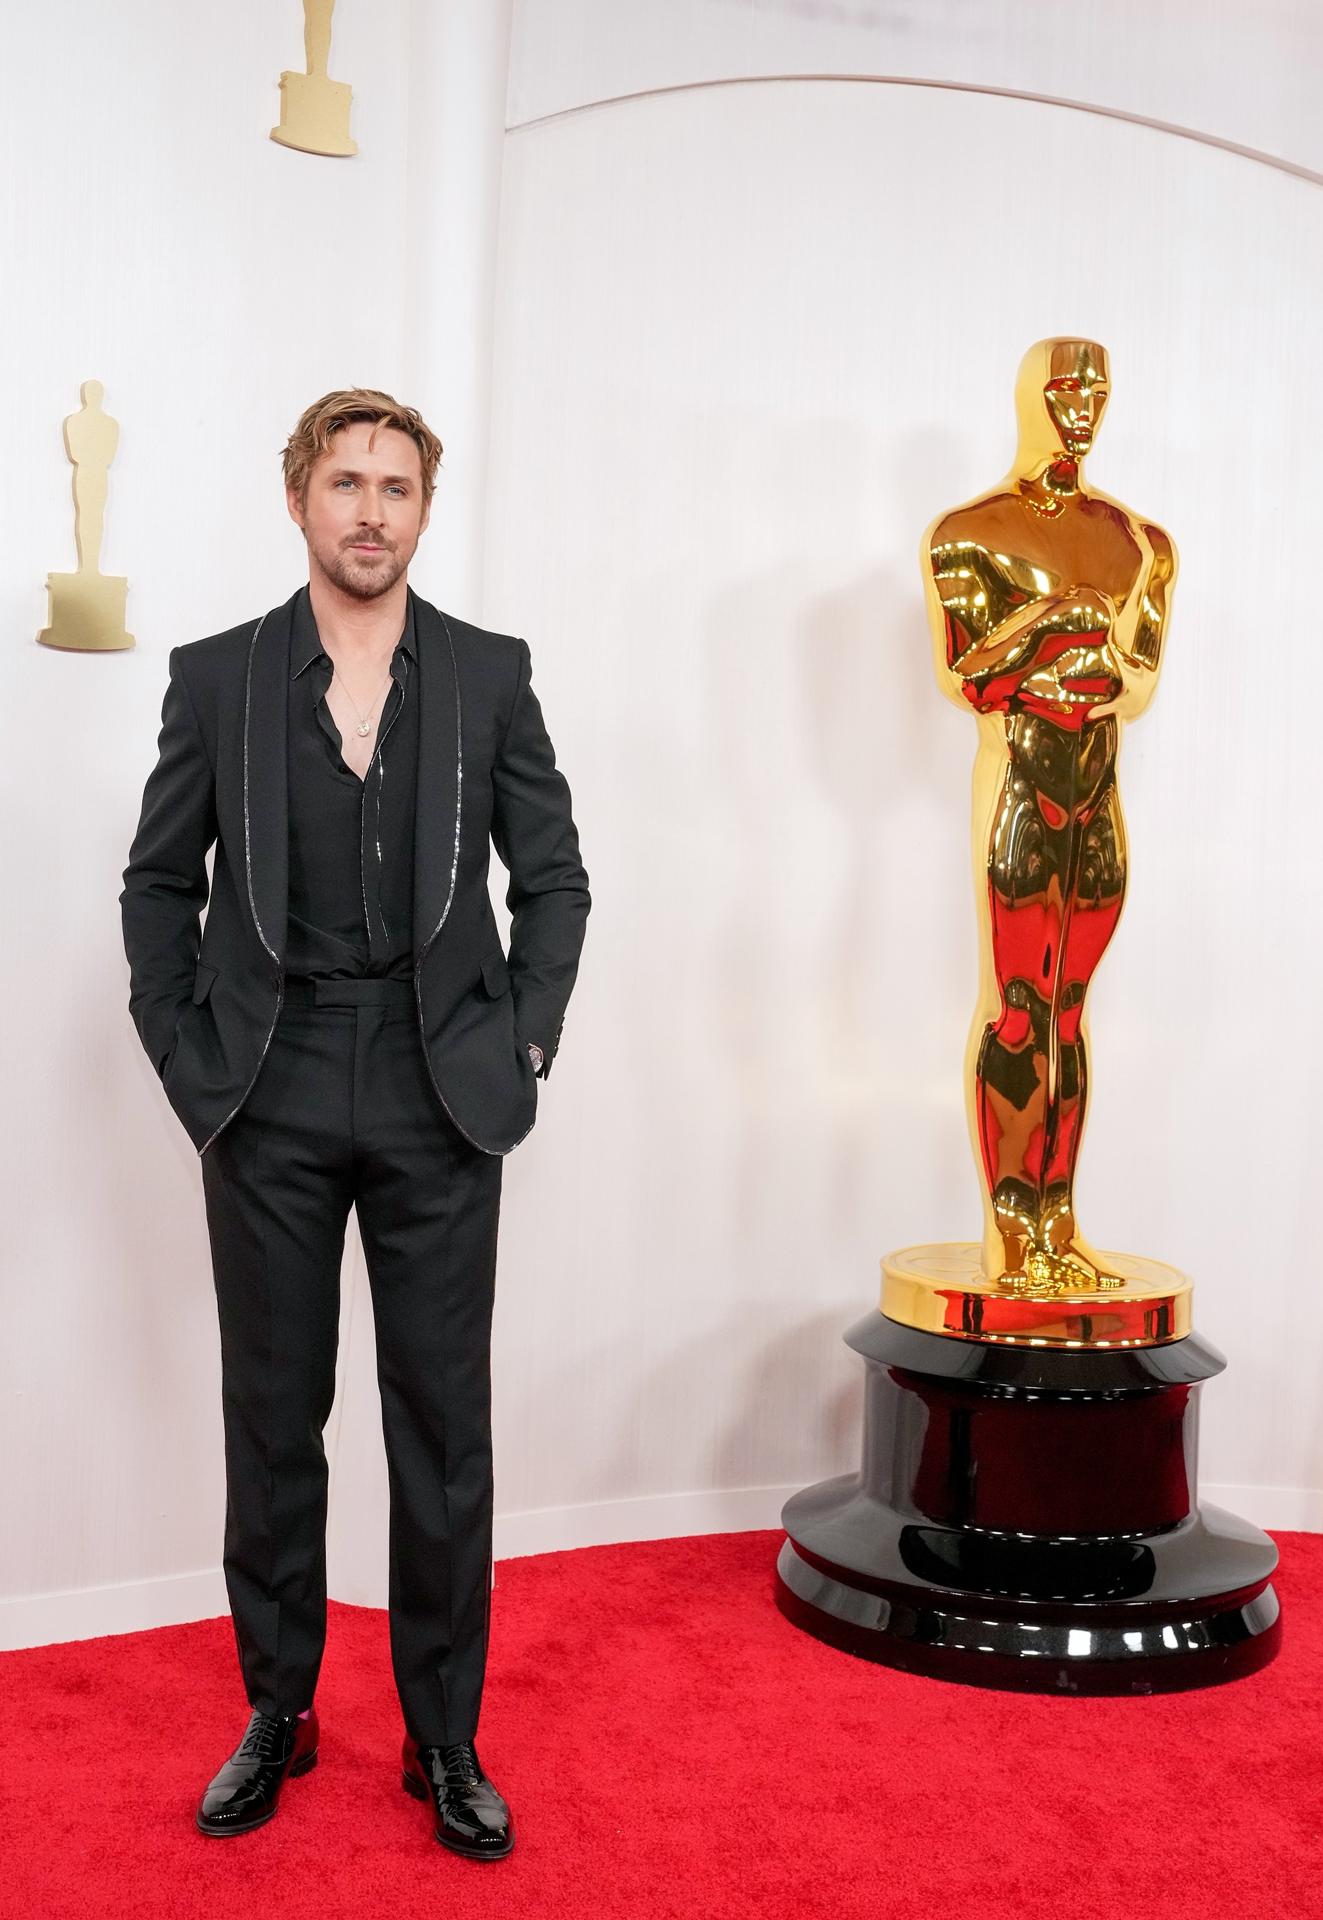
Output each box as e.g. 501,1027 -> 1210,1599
3,1529 -> 1319,1920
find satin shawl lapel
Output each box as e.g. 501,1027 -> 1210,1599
243,590 -> 296,965
409,589 -> 463,964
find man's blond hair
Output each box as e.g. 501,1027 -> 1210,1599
281,387 -> 443,506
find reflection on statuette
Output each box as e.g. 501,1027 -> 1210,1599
39,380 -> 133,653
270,0 -> 357,158
883,338 -> 1187,1346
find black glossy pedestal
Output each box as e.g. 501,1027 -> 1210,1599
777,1314 -> 1281,1693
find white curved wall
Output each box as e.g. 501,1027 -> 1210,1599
483,75 -> 1323,1533
4,1 -> 1321,1649
509,0 -> 1323,178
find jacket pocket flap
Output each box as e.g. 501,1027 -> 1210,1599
191,963 -> 219,1005
480,952 -> 511,997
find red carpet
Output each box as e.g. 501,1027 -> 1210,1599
4,1529 -> 1319,1918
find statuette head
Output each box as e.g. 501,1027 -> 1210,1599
1015,337 -> 1110,463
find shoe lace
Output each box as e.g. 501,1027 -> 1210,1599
441,1740 -> 482,1791
236,1712 -> 289,1763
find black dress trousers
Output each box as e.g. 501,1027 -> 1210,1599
199,974 -> 503,1746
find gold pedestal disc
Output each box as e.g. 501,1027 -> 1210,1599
881,1243 -> 1192,1350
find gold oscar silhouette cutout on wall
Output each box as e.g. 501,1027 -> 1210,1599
885,337 -> 1188,1346
39,380 -> 133,653
270,0 -> 357,158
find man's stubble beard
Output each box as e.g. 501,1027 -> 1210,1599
308,531 -> 413,602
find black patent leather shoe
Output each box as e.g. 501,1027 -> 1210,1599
195,1705 -> 319,1836
401,1733 -> 514,1858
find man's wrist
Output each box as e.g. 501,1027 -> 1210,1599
526,1041 -> 545,1074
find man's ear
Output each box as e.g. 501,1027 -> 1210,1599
418,496 -> 432,536
285,484 -> 307,531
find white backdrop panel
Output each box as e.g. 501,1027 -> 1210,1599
484,78 -> 1323,1522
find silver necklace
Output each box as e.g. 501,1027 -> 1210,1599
333,666 -> 391,737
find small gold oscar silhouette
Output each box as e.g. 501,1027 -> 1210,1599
39,380 -> 133,653
270,0 -> 357,158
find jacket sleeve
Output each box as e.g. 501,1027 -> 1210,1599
119,647 -> 218,1078
489,639 -> 590,1079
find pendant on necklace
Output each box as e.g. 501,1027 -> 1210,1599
356,721 -> 371,736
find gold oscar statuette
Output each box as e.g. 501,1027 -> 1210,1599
775,344 -> 1280,1687
884,337 -> 1183,1347
270,0 -> 357,158
39,379 -> 133,653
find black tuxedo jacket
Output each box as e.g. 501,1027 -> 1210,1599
120,585 -> 590,1156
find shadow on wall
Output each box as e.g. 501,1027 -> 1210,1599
490,418 -> 981,1523
574,421 -> 977,1505
86,989 -> 222,1583
523,1301 -> 866,1505
701,421 -> 973,1272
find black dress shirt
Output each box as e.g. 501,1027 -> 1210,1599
285,584 -> 419,980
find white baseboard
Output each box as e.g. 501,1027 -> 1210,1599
2,1479 -> 1315,1652
1201,1482 -> 1323,1533
0,1565 -> 230,1654
0,1486 -> 795,1652
492,1482 -> 794,1562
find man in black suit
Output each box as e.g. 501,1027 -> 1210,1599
120,389 -> 589,1858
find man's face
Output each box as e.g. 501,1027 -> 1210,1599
287,420 -> 431,600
